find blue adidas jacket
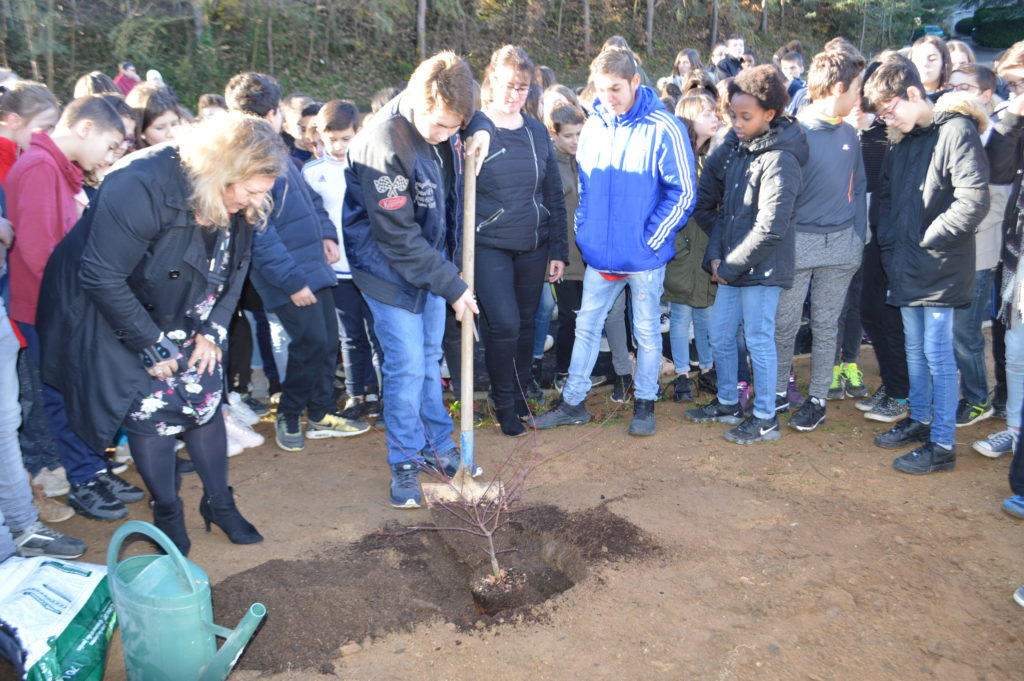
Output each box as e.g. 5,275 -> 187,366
575,85 -> 696,273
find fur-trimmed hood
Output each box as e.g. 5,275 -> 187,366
887,90 -> 989,144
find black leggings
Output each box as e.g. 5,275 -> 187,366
475,244 -> 548,409
860,239 -> 909,399
554,280 -> 583,374
128,411 -> 230,504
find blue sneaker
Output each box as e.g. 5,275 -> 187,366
1015,587 -> 1024,608
1002,495 -> 1024,519
389,462 -> 422,509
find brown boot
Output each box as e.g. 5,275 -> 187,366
32,482 -> 74,523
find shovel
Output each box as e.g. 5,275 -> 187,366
423,157 -> 502,506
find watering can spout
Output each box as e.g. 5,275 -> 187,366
199,603 -> 266,681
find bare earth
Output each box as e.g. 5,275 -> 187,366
70,347 -> 1021,681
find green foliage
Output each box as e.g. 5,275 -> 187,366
973,5 -> 1024,47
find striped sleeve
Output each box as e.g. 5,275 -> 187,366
644,109 -> 697,251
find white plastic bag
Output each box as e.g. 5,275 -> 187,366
0,556 -> 115,680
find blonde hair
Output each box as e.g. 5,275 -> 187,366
177,112 -> 288,229
998,40 -> 1024,76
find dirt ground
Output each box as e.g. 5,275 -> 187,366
65,347 -> 1023,681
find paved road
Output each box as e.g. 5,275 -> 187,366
966,39 -> 1002,67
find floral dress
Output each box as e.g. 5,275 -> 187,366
125,228 -> 233,437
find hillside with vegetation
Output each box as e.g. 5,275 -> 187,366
2,0 -> 956,108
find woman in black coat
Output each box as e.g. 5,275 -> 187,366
38,113 -> 289,555
474,45 -> 568,436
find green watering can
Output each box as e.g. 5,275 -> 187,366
107,521 -> 265,681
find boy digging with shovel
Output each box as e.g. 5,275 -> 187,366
343,52 -> 492,508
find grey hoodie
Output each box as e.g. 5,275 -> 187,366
792,111 -> 867,242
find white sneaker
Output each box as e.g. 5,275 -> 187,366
227,436 -> 245,457
227,391 -> 261,426
114,440 -> 133,463
222,406 -> 265,450
32,467 -> 70,497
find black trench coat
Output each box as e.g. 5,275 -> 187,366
37,144 -> 253,453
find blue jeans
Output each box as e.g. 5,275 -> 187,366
18,322 -> 108,486
364,293 -> 455,465
0,303 -> 35,557
953,268 -> 994,406
669,303 -> 712,373
563,266 -> 665,404
532,283 -> 556,359
901,306 -> 957,448
708,285 -> 783,419
1006,319 -> 1024,430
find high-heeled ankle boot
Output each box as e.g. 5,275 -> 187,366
152,498 -> 191,556
199,487 -> 263,544
495,406 -> 526,437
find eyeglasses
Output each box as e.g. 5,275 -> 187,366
1007,79 -> 1024,94
499,83 -> 531,97
879,97 -> 903,122
950,82 -> 979,93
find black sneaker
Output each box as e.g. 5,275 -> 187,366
724,415 -> 781,444
365,393 -> 382,418
628,399 -> 656,436
955,399 -> 994,428
892,442 -> 956,475
775,394 -> 790,415
697,368 -> 718,396
670,375 -> 692,403
67,476 -> 128,521
789,396 -> 826,432
524,379 -> 544,401
532,400 -> 592,429
610,374 -> 632,403
340,396 -> 370,421
95,470 -> 145,503
419,448 -> 482,478
13,521 -> 87,559
685,398 -> 744,424
874,418 -> 930,449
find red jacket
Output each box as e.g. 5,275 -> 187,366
0,137 -> 18,188
114,73 -> 137,96
7,132 -> 84,324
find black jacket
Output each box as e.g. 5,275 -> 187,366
696,118 -> 808,288
715,57 -> 743,81
473,114 -> 568,264
876,93 -> 991,308
36,145 -> 254,452
249,161 -> 337,310
342,94 -> 493,313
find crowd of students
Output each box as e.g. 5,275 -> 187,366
0,32 -> 1021,585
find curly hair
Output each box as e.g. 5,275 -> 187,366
727,65 -> 789,115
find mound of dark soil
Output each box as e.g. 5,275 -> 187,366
211,504 -> 656,674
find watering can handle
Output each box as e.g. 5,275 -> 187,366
106,520 -> 200,596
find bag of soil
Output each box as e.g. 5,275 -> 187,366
0,557 -> 116,681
